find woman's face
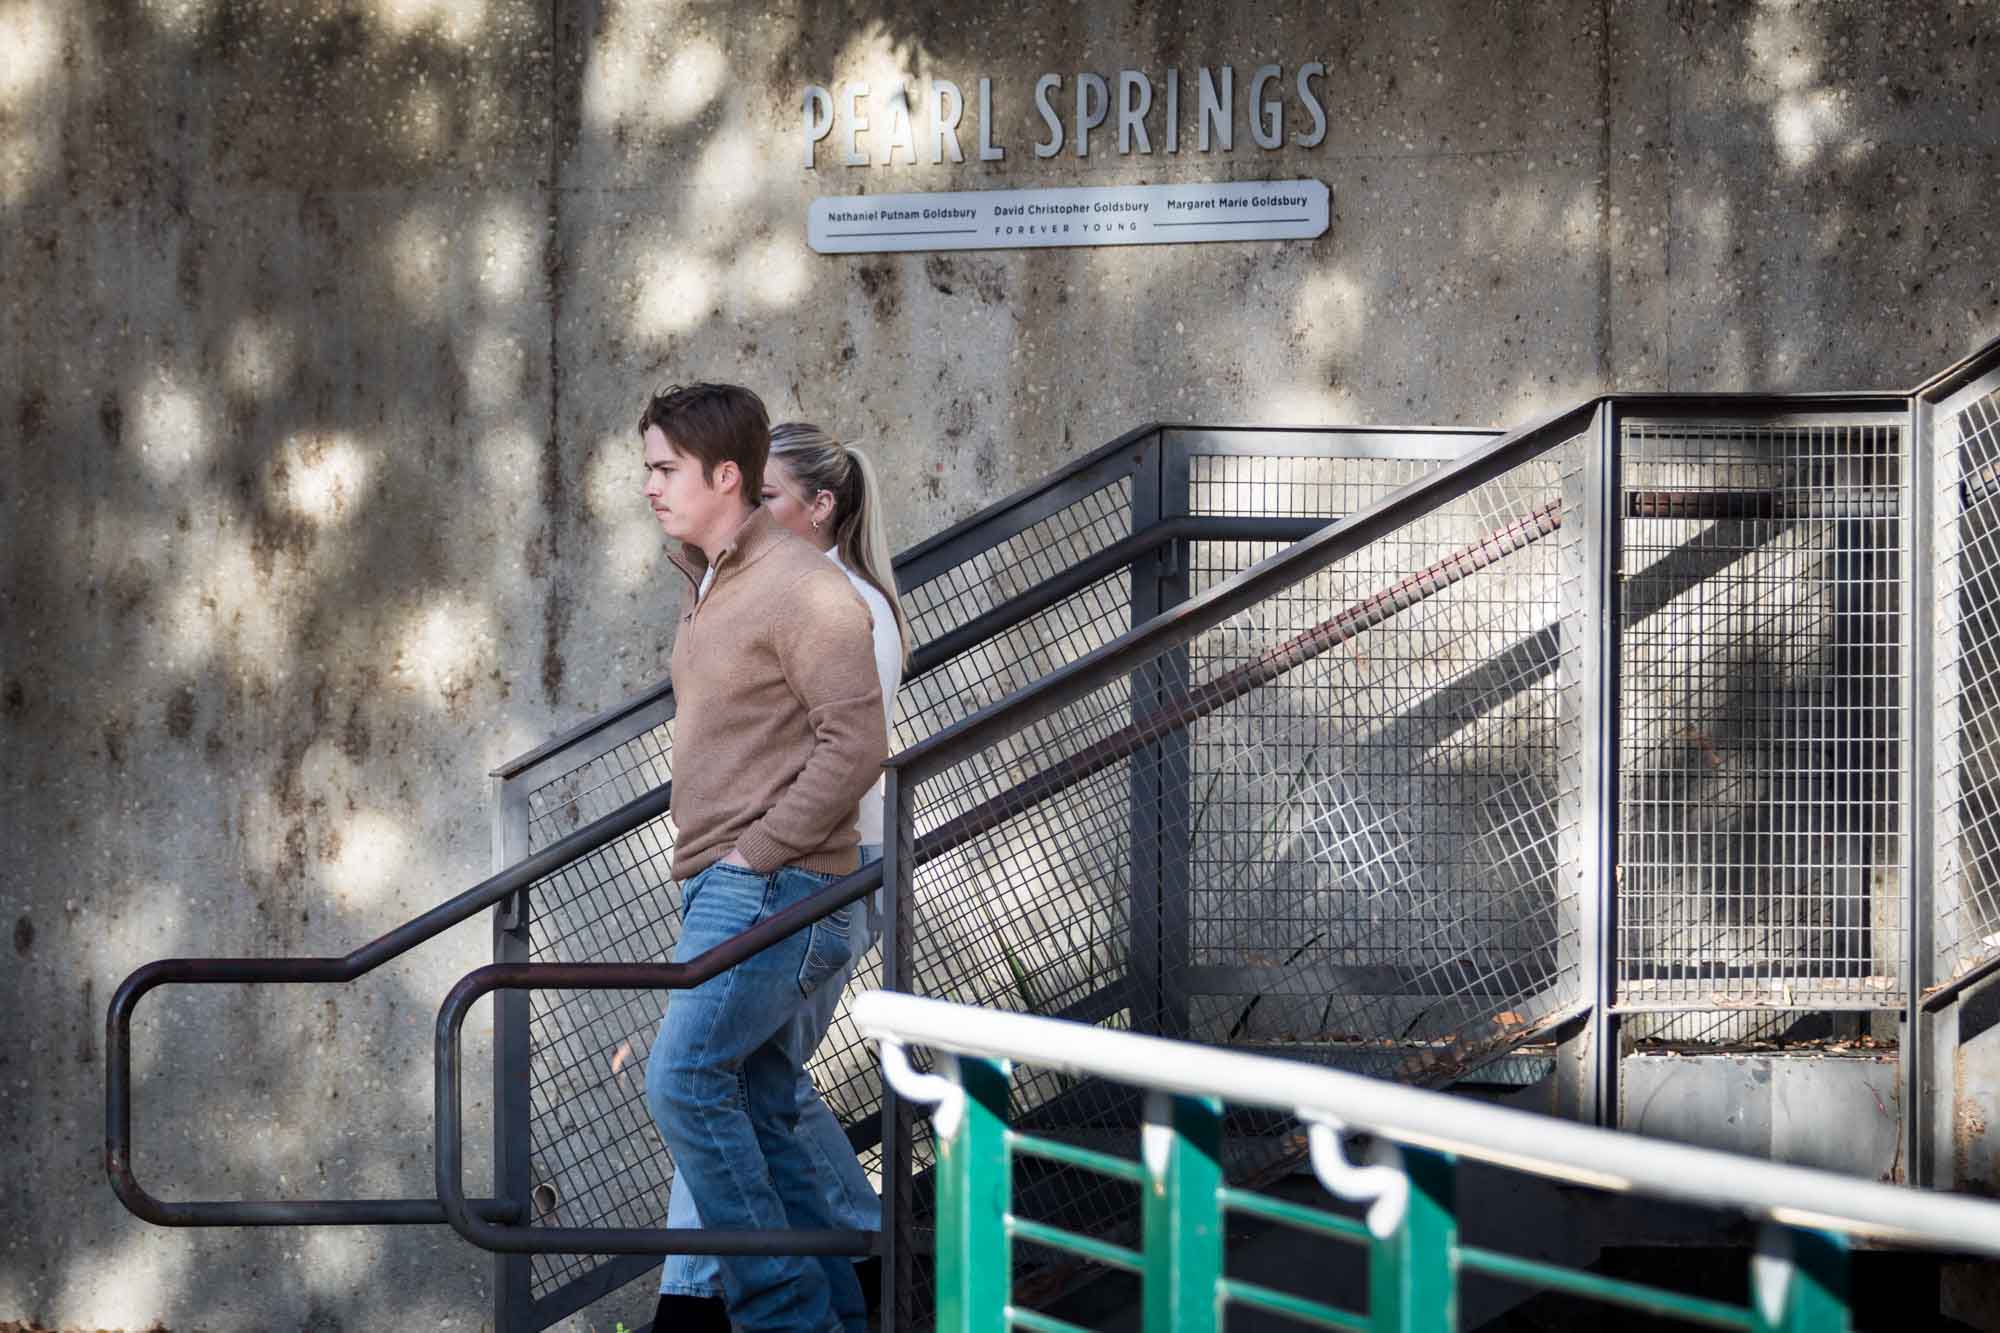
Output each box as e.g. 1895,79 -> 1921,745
761,456 -> 837,549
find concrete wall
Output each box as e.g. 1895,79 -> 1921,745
3,1 -> 1998,1328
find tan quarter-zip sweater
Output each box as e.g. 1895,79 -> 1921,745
664,506 -> 888,881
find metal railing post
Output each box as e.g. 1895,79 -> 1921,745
1369,1147 -> 1457,1333
880,766 -> 913,1333
934,1055 -> 1011,1333
491,773 -> 535,1329
1906,392 -> 1942,1187
1140,1092 -> 1224,1333
1156,434 -> 1194,1041
1589,402 -> 1624,1127
1129,430 -> 1192,1038
1556,406 -> 1609,1122
1750,1227 -> 1851,1333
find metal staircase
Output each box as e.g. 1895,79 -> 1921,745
107,336 -> 2000,1332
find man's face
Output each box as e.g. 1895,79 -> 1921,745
643,425 -> 736,546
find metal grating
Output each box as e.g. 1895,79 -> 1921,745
904,479 -> 1134,640
897,477 -> 1136,748
526,722 -> 674,852
899,441 -> 1587,1315
1189,452 -> 1429,519
492,410 -> 1949,1325
1616,419 -> 1907,1010
1180,457 -> 1580,1068
492,408 -> 1960,1320
522,819 -> 682,1298
897,569 -> 1133,750
1937,385 -> 2000,983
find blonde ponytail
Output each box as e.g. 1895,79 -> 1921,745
769,423 -> 913,664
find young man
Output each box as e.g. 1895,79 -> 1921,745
637,383 -> 887,1333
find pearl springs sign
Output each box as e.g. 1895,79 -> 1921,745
800,63 -> 1333,254
802,64 -> 1334,167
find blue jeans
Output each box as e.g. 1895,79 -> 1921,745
660,848 -> 884,1302
644,860 -> 866,1333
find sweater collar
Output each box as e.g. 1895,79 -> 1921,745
666,505 -> 785,589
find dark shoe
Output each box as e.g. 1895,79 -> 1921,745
855,1255 -> 883,1314
652,1292 -> 730,1333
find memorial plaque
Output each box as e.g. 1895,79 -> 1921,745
807,179 -> 1328,254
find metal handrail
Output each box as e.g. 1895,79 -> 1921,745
490,422 -> 1495,782
853,990 -> 2000,1260
104,459 -> 1395,1238
1914,329 -> 2000,403
429,443 -> 1620,1256
105,516 -> 1335,1234
433,862 -> 886,1254
105,784 -> 668,1227
888,396 -> 1600,786
884,387 -> 1918,790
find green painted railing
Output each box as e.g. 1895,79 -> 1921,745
859,992 -> 2000,1333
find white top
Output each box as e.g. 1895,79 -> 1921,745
831,551 -> 903,846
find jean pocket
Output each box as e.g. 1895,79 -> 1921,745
683,860 -> 769,919
797,903 -> 854,998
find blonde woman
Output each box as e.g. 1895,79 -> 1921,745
657,422 -> 909,1330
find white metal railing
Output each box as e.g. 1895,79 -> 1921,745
854,990 -> 2000,1261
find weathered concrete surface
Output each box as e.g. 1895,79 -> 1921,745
3,2 -> 1999,1329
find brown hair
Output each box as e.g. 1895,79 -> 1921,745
769,422 -> 912,664
637,383 -> 770,502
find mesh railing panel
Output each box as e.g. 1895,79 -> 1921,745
522,818 -> 683,1298
897,476 -> 1136,747
526,721 -> 674,851
899,438 -> 1587,1313
497,412 -> 1937,1323
1616,419 -> 1907,1010
1938,385 -> 2000,983
896,571 -> 1132,750
904,478 -> 1134,644
1180,462 -> 1578,1070
1189,452 -> 1435,519
519,819 -> 896,1304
